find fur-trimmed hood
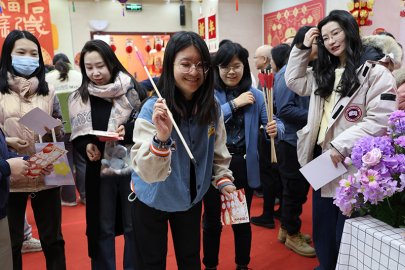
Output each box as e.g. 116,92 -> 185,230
362,35 -> 403,70
393,67 -> 405,87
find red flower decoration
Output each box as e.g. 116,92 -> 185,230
126,45 -> 133,54
156,43 -> 162,52
110,44 -> 117,52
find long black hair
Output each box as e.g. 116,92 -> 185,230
0,30 -> 49,95
53,53 -> 70,82
156,31 -> 218,125
315,10 -> 363,98
213,40 -> 252,93
75,39 -> 146,103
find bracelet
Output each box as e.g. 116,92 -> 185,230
153,135 -> 172,150
229,100 -> 238,112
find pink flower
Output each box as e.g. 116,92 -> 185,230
362,148 -> 382,167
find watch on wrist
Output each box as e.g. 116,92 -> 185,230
153,135 -> 172,149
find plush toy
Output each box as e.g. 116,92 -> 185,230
101,144 -> 132,176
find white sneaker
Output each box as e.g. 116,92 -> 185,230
21,237 -> 42,254
61,200 -> 77,207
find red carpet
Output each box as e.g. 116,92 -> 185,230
23,192 -> 319,270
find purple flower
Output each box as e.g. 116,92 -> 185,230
394,136 -> 405,148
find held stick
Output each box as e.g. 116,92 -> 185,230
134,46 -> 197,165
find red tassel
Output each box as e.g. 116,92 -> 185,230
236,0 -> 238,11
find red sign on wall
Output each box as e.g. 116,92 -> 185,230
198,17 -> 205,39
0,0 -> 54,64
208,14 -> 216,40
264,0 -> 325,46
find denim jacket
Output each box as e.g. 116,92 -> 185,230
130,97 -> 233,212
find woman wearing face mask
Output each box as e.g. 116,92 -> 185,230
202,40 -> 284,270
285,10 -> 397,270
69,39 -> 145,270
0,30 -> 66,270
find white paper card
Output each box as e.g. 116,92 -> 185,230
299,149 -> 347,191
18,107 -> 60,136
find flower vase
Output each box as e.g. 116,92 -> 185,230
368,191 -> 405,228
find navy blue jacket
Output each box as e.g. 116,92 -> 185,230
274,65 -> 309,147
0,129 -> 18,219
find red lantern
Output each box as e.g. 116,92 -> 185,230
126,45 -> 133,54
156,43 -> 162,52
110,44 -> 117,52
145,45 -> 151,53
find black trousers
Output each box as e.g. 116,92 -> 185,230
258,131 -> 282,217
202,155 -> 253,268
278,141 -> 310,235
8,188 -> 66,270
131,199 -> 202,270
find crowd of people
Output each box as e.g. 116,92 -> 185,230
0,8 -> 403,270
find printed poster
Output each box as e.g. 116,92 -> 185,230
264,0 -> 325,46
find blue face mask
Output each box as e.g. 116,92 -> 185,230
11,55 -> 39,76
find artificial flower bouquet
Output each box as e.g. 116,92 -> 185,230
334,110 -> 405,227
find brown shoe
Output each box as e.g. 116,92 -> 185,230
278,227 -> 312,243
285,233 -> 316,257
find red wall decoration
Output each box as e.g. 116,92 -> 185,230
0,0 -> 54,64
208,14 -> 216,40
198,17 -> 205,40
264,0 -> 325,46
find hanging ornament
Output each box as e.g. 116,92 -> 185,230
236,0 -> 239,12
118,0 -> 128,16
155,37 -> 163,52
110,36 -> 116,52
347,0 -> 374,26
145,39 -> 152,53
126,38 -> 133,54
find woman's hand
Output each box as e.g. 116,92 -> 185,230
116,125 -> 125,138
266,120 -> 277,138
152,98 -> 173,142
234,91 -> 255,108
6,137 -> 29,152
330,148 -> 344,168
303,27 -> 320,48
220,184 -> 237,199
86,143 -> 101,161
40,164 -> 54,176
6,157 -> 29,178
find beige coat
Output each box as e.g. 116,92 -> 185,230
0,79 -> 60,192
285,47 -> 397,197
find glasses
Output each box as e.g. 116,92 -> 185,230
175,61 -> 209,74
218,64 -> 244,73
320,29 -> 344,44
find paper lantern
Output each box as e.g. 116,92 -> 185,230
145,45 -> 151,53
110,44 -> 116,52
126,46 -> 133,54
156,43 -> 162,52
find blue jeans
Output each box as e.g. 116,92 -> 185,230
91,174 -> 134,270
312,189 -> 347,270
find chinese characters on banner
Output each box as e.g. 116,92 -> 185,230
264,0 -> 325,46
0,0 -> 54,64
198,17 -> 205,39
208,14 -> 216,39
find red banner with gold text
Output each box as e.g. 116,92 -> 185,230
198,17 -> 205,40
0,0 -> 54,64
208,14 -> 216,40
264,0 -> 325,46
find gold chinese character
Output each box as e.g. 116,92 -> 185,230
209,20 -> 215,36
8,1 -> 21,12
24,0 -> 41,14
0,14 -> 11,38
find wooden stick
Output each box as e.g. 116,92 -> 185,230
263,70 -> 277,163
134,46 -> 197,165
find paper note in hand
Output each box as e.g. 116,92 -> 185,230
89,130 -> 124,141
26,143 -> 68,177
299,149 -> 348,191
220,189 -> 250,225
18,107 -> 61,136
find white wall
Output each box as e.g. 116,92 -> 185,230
50,0 -> 193,62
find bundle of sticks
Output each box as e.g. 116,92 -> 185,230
258,69 -> 277,163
